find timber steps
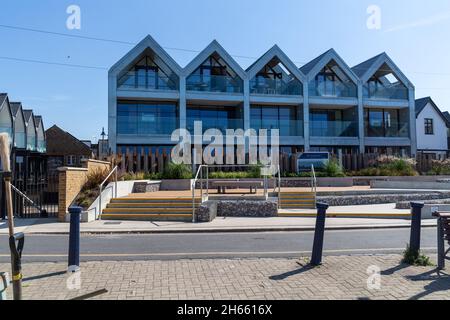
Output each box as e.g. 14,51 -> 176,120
101,197 -> 201,221
278,192 -> 316,210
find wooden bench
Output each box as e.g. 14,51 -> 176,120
211,180 -> 263,194
432,212 -> 450,269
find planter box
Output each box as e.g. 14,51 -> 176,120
317,177 -> 353,187
160,179 -> 193,191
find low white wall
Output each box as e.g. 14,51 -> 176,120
371,180 -> 450,190
84,180 -> 152,222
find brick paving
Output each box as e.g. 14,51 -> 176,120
1,254 -> 450,300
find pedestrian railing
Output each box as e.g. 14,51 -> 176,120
10,183 -> 46,217
98,166 -> 118,220
433,211 -> 450,270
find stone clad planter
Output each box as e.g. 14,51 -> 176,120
160,179 -> 193,191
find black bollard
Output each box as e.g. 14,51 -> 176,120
311,202 -> 329,266
410,202 -> 424,256
68,206 -> 82,272
9,232 -> 24,300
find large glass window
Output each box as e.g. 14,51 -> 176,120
308,61 -> 357,98
309,109 -> 357,137
187,106 -> 243,133
365,108 -> 409,137
186,53 -> 243,93
117,102 -> 178,135
117,53 -> 179,91
250,105 -> 302,136
250,58 -> 302,96
363,63 -> 408,100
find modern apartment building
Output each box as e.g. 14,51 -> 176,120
108,35 -> 417,158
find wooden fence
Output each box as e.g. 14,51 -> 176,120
112,148 -> 449,175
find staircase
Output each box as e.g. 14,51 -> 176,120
278,191 -> 316,210
101,197 -> 201,221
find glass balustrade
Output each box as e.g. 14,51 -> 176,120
250,78 -> 302,96
117,71 -> 178,91
250,119 -> 303,136
186,74 -> 243,93
310,120 -> 358,137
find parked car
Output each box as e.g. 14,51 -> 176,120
297,152 -> 330,172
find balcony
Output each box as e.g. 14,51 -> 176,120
186,74 -> 243,94
366,122 -> 409,138
309,82 -> 357,98
37,140 -> 46,153
310,120 -> 358,137
251,119 -> 303,137
14,132 -> 26,149
117,71 -> 178,91
250,78 -> 302,96
186,119 -> 244,134
117,116 -> 179,136
364,84 -> 408,100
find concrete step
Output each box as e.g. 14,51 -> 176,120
107,203 -> 194,208
103,207 -> 193,213
100,213 -> 193,221
110,198 -> 200,203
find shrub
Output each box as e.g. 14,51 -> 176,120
82,168 -> 110,191
162,162 -> 193,179
323,159 -> 345,177
402,245 -> 433,266
429,159 -> 450,175
348,156 -> 418,177
120,172 -> 163,181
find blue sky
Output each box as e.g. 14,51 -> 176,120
0,0 -> 449,141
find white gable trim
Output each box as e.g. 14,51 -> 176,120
304,49 -> 360,84
359,53 -> 414,89
246,45 -> 306,83
183,40 -> 247,80
109,35 -> 182,77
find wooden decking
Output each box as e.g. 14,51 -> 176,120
124,186 -> 371,199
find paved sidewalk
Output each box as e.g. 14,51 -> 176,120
1,254 -> 449,300
0,215 -> 436,235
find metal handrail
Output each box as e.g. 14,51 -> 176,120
277,165 -> 281,209
311,164 -> 317,194
98,166 -> 118,220
192,165 -> 207,223
10,184 -> 43,213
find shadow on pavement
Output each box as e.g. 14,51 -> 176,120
381,263 -> 410,276
269,263 -> 315,281
23,271 -> 67,282
407,268 -> 450,300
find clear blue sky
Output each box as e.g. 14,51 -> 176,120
0,0 -> 449,141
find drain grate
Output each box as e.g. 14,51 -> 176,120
103,222 -> 122,225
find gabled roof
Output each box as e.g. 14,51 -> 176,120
34,115 -> 44,131
45,125 -> 93,157
183,40 -> 247,80
351,53 -> 384,78
0,93 -> 7,107
109,34 -> 183,77
415,97 -> 450,126
10,102 -> 23,117
352,52 -> 414,89
246,45 -> 306,83
444,111 -> 450,124
23,109 -> 37,130
299,49 -> 359,84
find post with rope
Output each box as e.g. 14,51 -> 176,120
0,133 -> 23,300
